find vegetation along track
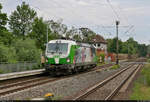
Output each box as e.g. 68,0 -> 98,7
0,63 -> 114,97
72,63 -> 143,100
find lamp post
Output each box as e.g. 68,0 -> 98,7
116,21 -> 120,65
47,24 -> 48,44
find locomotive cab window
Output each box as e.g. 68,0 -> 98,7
47,43 -> 68,54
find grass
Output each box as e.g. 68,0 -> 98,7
44,95 -> 63,100
147,59 -> 150,63
130,64 -> 150,100
51,95 -> 63,100
130,83 -> 150,100
97,62 -> 110,66
97,62 -> 105,66
141,64 -> 150,86
110,64 -> 120,70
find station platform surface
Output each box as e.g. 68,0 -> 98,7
0,69 -> 44,81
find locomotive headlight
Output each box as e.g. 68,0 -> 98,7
67,58 -> 70,62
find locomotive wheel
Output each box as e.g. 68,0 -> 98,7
50,72 -> 56,77
71,69 -> 76,74
80,66 -> 86,72
43,70 -> 49,75
55,72 -> 61,76
73,67 -> 78,73
67,69 -> 73,75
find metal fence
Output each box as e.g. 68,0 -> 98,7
0,61 -> 42,74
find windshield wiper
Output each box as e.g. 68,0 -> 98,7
51,52 -> 55,54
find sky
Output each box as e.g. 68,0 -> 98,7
0,0 -> 150,45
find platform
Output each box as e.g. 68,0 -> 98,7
0,69 -> 44,81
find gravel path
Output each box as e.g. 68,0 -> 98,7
84,64 -> 138,100
0,63 -> 131,100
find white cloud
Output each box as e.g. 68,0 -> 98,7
31,0 -> 116,26
77,1 -> 90,6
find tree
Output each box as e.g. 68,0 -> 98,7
0,30 -> 14,45
0,3 -> 14,46
107,37 -> 148,57
9,2 -> 37,39
30,17 -> 53,50
147,45 -> 150,56
66,26 -> 81,40
126,37 -> 138,55
73,34 -> 82,41
0,3 -> 7,31
79,27 -> 96,42
121,42 -> 128,54
49,19 -> 67,39
107,38 -> 122,53
138,44 -> 147,57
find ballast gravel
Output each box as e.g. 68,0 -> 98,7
84,64 -> 138,100
0,63 -> 131,100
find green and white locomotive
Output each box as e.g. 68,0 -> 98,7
45,39 -> 97,75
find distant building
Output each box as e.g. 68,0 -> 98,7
91,34 -> 107,54
89,34 -> 108,63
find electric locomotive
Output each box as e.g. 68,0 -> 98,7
45,39 -> 97,75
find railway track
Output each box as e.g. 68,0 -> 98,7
0,63 -> 114,86
0,63 -> 115,97
0,62 -> 134,98
125,58 -> 147,62
0,77 -> 59,97
71,63 -> 143,100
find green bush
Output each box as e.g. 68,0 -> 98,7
26,66 -> 30,70
111,65 -> 120,70
13,38 -> 41,63
100,53 -> 105,62
97,53 -> 105,63
32,64 -> 41,70
0,38 -> 42,64
0,43 -> 17,63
